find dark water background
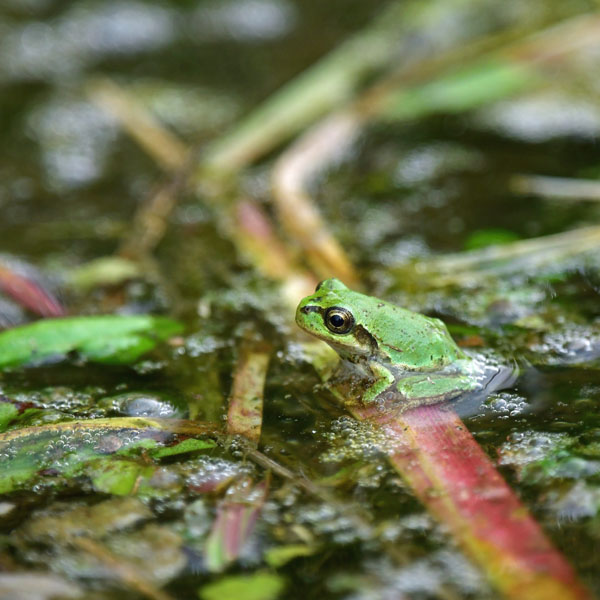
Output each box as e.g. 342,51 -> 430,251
2,1 -> 600,598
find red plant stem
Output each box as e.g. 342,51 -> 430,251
349,402 -> 592,600
226,341 -> 271,445
0,266 -> 64,317
204,477 -> 269,572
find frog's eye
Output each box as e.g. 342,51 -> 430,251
324,307 -> 354,334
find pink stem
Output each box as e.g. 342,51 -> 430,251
349,401 -> 592,600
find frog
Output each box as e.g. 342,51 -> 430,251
296,278 -> 485,408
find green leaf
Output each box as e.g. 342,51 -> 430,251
0,402 -> 18,432
0,457 -> 39,494
0,315 -> 183,368
384,59 -> 536,120
150,437 -> 216,458
265,544 -> 317,568
0,417 -> 218,496
464,228 -> 520,250
199,573 -> 286,600
70,257 -> 141,290
84,457 -> 155,496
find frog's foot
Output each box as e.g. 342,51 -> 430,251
362,361 -> 395,404
396,373 -> 477,406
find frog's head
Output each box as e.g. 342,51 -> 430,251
295,278 -> 373,359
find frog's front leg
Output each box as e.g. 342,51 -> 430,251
362,360 -> 395,404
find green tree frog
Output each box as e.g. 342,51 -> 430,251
296,278 -> 496,408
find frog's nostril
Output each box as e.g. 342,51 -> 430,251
300,305 -> 319,314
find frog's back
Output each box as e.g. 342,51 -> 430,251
352,296 -> 465,370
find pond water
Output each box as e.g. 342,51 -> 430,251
1,1 -> 600,599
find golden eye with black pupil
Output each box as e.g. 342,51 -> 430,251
324,307 -> 354,334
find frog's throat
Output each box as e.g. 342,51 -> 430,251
327,324 -> 380,363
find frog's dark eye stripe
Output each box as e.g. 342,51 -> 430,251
299,305 -> 320,314
324,306 -> 354,334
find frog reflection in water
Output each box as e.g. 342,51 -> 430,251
296,278 -> 487,408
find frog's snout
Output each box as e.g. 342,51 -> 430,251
295,301 -> 320,328
294,303 -> 306,326
297,304 -> 320,316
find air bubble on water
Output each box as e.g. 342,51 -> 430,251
393,142 -> 484,186
180,498 -> 210,540
294,503 -> 369,544
552,480 -> 600,521
185,456 -> 254,492
474,92 -> 600,142
134,360 -> 165,374
355,547 -> 488,598
484,392 -> 529,416
191,0 -> 297,43
530,326 -> 600,364
99,392 -> 186,419
185,334 -> 223,357
498,430 -> 569,467
26,97 -> 117,190
0,2 -> 176,83
321,416 -> 399,462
